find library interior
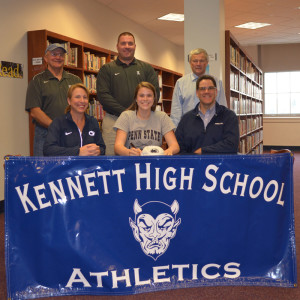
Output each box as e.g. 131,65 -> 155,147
1,0 -> 300,300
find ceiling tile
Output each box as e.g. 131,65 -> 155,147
95,0 -> 300,46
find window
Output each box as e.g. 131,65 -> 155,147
264,71 -> 300,116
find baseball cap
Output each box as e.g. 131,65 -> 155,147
45,43 -> 67,55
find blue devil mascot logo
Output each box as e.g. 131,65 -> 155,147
129,199 -> 181,260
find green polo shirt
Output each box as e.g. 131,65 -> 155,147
96,58 -> 160,116
25,69 -> 81,123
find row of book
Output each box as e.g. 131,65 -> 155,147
254,101 -> 262,114
239,75 -> 247,94
250,144 -> 263,155
252,116 -> 263,130
230,45 -> 240,68
239,119 -> 247,136
252,85 -> 262,100
84,74 -> 97,94
230,71 -> 262,99
240,75 -> 262,99
245,59 -> 262,84
241,55 -> 261,82
84,52 -> 107,71
239,130 -> 263,154
239,116 -> 263,136
230,45 -> 262,85
253,101 -> 263,114
230,71 -> 239,90
230,97 -> 263,115
87,98 -> 104,121
230,97 -> 239,114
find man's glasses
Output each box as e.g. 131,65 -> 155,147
198,86 -> 216,91
191,59 -> 207,64
49,52 -> 65,57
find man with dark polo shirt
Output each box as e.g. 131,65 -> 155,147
96,32 -> 160,156
25,43 -> 81,156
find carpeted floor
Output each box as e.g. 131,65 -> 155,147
1,152 -> 300,300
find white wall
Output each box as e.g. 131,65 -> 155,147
184,0 -> 225,81
259,43 -> 300,146
0,0 -> 184,201
260,43 -> 300,72
263,118 -> 300,146
243,44 -> 300,147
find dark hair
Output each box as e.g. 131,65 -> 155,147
65,83 -> 89,113
117,32 -> 135,44
196,75 -> 217,90
128,82 -> 157,112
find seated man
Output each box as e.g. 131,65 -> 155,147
176,75 -> 239,155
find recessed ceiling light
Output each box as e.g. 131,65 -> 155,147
158,13 -> 184,22
235,22 -> 271,29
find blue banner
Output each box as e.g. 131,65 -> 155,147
5,154 -> 297,299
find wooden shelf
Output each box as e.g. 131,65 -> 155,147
27,29 -> 182,155
225,30 -> 264,155
153,66 -> 182,115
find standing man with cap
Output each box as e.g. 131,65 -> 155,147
97,32 -> 160,156
170,48 -> 227,127
25,43 -> 82,156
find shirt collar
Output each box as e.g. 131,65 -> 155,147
66,111 -> 89,122
45,68 -> 68,80
190,72 -> 198,82
191,71 -> 210,81
116,57 -> 137,66
198,103 -> 216,116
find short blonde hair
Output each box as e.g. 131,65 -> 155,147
189,48 -> 208,63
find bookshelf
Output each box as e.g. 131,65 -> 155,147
27,29 -> 181,155
225,31 -> 263,154
153,67 -> 182,115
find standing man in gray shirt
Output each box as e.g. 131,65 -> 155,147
171,48 -> 227,127
96,32 -> 160,156
25,43 -> 82,156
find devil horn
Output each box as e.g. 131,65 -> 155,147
133,199 -> 142,214
171,200 -> 179,215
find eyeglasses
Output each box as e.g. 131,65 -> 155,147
191,59 -> 207,64
49,52 -> 65,57
199,86 -> 216,91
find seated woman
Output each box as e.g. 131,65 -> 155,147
43,83 -> 105,156
114,81 -> 179,156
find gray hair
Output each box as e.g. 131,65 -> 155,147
189,48 -> 208,62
